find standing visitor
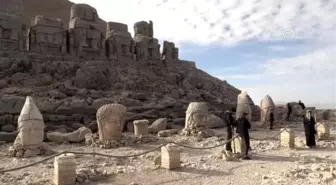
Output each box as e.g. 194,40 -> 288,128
303,110 -> 316,148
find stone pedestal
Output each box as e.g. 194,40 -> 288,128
161,144 -> 182,170
54,153 -> 76,185
280,128 -> 295,148
232,136 -> 247,157
133,119 -> 149,136
316,122 -> 330,140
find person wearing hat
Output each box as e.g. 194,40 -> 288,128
303,110 -> 316,148
235,112 -> 252,160
224,107 -> 236,152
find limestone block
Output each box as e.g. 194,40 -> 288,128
316,122 -> 330,140
17,96 -> 45,146
54,153 -> 76,185
232,136 -> 248,157
161,144 -> 182,170
96,104 -> 126,141
133,119 -> 149,136
280,128 -> 295,148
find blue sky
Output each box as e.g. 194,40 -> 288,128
71,0 -> 336,108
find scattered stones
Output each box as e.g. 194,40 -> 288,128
157,129 -> 179,137
149,118 -> 167,133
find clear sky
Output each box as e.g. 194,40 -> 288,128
71,0 -> 336,109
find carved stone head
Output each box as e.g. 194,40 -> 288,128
70,4 -> 99,22
185,102 -> 208,128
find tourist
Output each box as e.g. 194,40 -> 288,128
298,100 -> 306,110
235,112 -> 251,160
269,111 -> 274,130
285,103 -> 292,121
224,108 -> 236,152
303,110 -> 317,148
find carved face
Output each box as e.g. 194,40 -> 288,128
291,103 -> 305,116
190,113 -> 208,127
19,120 -> 45,146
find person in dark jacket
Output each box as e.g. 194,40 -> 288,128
298,100 -> 306,110
235,112 -> 251,160
269,111 -> 274,130
224,108 -> 236,152
303,110 -> 316,148
285,103 -> 292,121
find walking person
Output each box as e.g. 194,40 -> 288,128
235,112 -> 251,160
269,111 -> 274,130
224,108 -> 236,152
285,103 -> 292,121
303,110 -> 317,148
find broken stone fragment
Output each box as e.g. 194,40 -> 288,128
47,126 -> 92,143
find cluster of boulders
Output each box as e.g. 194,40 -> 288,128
76,168 -> 110,183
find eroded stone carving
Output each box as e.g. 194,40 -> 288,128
96,103 -> 126,141
133,20 -> 160,61
69,4 -> 105,59
181,102 -> 214,138
106,22 -> 134,60
236,91 -> 252,121
28,15 -> 66,54
0,0 -> 25,50
260,95 -> 275,123
162,41 -> 179,61
8,96 -> 54,158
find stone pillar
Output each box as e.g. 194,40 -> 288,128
161,144 -> 182,170
232,136 -> 248,158
133,119 -> 149,136
54,153 -> 76,185
280,128 -> 295,148
316,122 -> 330,140
96,104 -> 126,141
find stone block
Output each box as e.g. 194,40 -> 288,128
161,144 -> 182,170
54,153 -> 76,185
316,122 -> 330,140
133,119 -> 149,136
232,136 -> 246,155
280,128 -> 295,148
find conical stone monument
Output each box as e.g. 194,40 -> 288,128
8,96 -> 54,158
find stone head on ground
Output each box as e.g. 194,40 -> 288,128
185,102 -> 209,129
96,103 -> 127,141
17,96 -> 45,146
236,91 -> 252,122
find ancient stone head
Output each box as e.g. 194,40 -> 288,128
17,96 -> 45,146
70,4 -> 99,22
289,102 -> 305,116
185,102 -> 208,128
96,103 -> 127,141
236,91 -> 252,121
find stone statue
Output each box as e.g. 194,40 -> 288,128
16,96 -> 45,146
133,20 -> 160,61
28,15 -> 66,54
68,4 -> 105,59
236,91 -> 252,122
8,96 -> 53,158
96,103 -> 127,141
260,95 -> 275,123
162,41 -> 179,62
181,102 -> 214,138
106,22 -> 134,60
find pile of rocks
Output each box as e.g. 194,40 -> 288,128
76,168 -> 110,183
85,133 -> 158,149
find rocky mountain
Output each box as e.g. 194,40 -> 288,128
0,0 -> 259,137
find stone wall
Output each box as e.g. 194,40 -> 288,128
0,2 -> 180,64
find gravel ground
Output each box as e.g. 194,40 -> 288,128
0,122 -> 335,185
